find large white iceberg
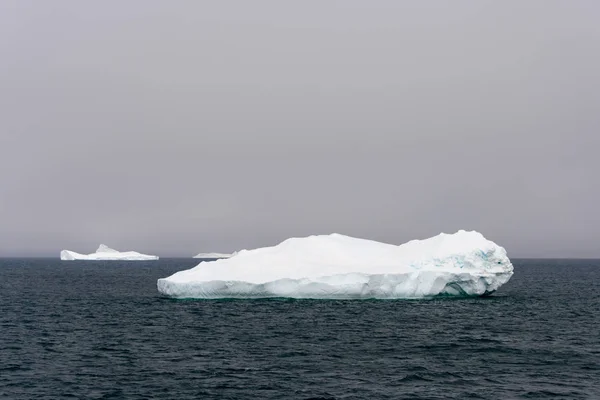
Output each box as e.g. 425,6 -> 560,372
60,244 -> 159,261
193,252 -> 236,259
157,230 -> 513,299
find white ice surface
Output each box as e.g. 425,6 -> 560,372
193,252 -> 235,259
60,245 -> 159,261
157,230 -> 513,299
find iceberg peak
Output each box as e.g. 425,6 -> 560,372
96,244 -> 119,253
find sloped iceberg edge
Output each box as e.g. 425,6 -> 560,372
157,230 -> 513,299
157,271 -> 513,299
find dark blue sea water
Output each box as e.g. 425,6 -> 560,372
1,258 -> 599,399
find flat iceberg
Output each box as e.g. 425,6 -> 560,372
157,230 -> 513,299
60,244 -> 159,261
193,252 -> 236,259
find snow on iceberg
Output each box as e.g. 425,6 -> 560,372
193,252 -> 236,259
60,244 -> 159,261
157,230 -> 513,299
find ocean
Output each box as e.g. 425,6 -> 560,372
1,258 -> 599,399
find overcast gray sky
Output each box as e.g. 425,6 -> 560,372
1,1 -> 599,257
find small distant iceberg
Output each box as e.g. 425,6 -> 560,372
60,244 -> 159,261
193,252 -> 236,259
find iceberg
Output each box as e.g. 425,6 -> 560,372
193,252 -> 236,259
60,244 -> 159,261
157,230 -> 513,299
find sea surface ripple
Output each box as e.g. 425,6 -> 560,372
1,258 -> 599,399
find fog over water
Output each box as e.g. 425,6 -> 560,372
1,1 -> 599,257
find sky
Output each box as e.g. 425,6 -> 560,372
1,1 -> 599,257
